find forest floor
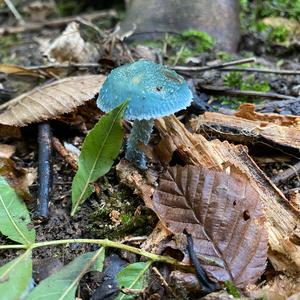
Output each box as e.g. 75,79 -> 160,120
0,1 -> 300,300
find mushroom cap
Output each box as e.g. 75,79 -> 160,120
97,60 -> 193,120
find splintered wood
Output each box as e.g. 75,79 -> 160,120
189,106 -> 300,156
154,115 -> 300,274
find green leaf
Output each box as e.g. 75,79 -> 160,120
0,176 -> 35,245
116,261 -> 152,300
0,250 -> 33,300
71,101 -> 127,216
27,248 -> 105,300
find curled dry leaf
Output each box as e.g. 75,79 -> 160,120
155,116 -> 300,274
153,164 -> 268,288
0,75 -> 105,126
0,158 -> 33,200
43,22 -> 100,63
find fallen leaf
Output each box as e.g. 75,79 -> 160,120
43,22 -> 100,63
0,144 -> 15,158
152,164 -> 268,287
0,75 -> 105,126
0,64 -> 42,77
0,158 -> 33,200
155,116 -> 300,274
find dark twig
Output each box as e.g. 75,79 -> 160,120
219,66 -> 300,75
200,85 -> 296,100
171,57 -> 256,72
184,231 -> 219,295
272,161 -> 300,185
36,123 -> 52,220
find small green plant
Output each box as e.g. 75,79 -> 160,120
224,281 -> 241,298
220,71 -> 270,109
267,25 -> 290,43
0,177 -> 183,299
71,101 -> 128,216
131,29 -> 214,65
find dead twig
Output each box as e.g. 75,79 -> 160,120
200,85 -> 296,100
0,9 -> 117,35
219,66 -> 300,75
272,161 -> 300,185
36,122 -> 52,220
4,0 -> 24,24
152,267 -> 180,299
52,137 -> 78,171
171,57 -> 256,72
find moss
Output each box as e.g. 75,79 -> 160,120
0,34 -> 20,64
217,71 -> 269,109
130,29 -> 214,65
86,178 -> 155,239
224,281 -> 241,298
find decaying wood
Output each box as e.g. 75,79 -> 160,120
235,103 -> 300,126
155,115 -> 300,274
189,111 -> 300,157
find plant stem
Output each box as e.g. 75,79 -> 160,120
0,238 -> 185,268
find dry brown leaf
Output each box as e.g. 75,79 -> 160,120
0,158 -> 33,200
152,164 -> 268,287
43,22 -> 100,63
0,64 -> 42,77
155,116 -> 300,274
0,144 -> 16,158
0,75 -> 105,126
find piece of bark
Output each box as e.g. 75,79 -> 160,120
189,112 -> 300,157
154,115 -> 300,274
235,104 -> 300,126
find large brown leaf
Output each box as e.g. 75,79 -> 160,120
152,164 -> 268,288
0,75 -> 105,126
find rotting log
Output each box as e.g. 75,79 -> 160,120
154,115 -> 300,274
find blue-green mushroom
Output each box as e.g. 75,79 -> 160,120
97,60 -> 193,170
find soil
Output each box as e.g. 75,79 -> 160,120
0,1 -> 299,299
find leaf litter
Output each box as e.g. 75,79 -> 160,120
0,2 -> 300,299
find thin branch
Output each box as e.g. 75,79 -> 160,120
4,0 -> 25,24
28,63 -> 101,71
0,9 -> 117,35
52,137 -> 78,171
171,57 -> 256,72
200,85 -> 297,100
272,161 -> 300,185
219,66 -> 300,75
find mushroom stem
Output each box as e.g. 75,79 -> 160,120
125,119 -> 154,170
